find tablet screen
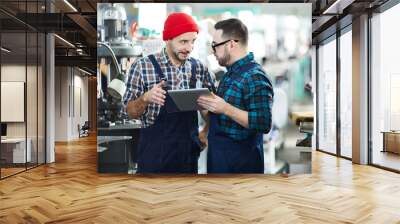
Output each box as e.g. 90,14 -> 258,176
167,88 -> 211,112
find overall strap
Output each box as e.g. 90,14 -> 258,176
189,58 -> 197,89
148,54 -> 166,81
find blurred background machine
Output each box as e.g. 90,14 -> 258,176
97,4 -> 142,173
97,3 -> 141,128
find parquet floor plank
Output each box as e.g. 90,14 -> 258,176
0,136 -> 399,223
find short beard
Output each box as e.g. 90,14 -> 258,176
218,47 -> 231,67
168,42 -> 187,64
173,50 -> 186,63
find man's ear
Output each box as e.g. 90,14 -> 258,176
231,40 -> 239,49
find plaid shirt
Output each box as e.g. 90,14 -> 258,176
216,52 -> 274,141
123,48 -> 215,128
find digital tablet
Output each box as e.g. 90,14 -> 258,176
167,88 -> 212,111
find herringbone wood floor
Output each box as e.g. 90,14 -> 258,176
1,135 -> 400,223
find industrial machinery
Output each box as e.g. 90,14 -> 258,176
97,3 -> 142,128
97,3 -> 143,174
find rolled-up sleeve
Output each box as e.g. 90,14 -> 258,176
123,61 -> 144,106
244,73 -> 274,133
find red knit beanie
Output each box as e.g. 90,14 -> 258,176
163,13 -> 199,41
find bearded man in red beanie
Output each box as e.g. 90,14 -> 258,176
123,12 -> 215,174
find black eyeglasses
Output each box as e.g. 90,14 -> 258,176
211,39 -> 239,52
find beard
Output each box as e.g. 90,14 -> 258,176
169,42 -> 190,63
217,48 -> 231,67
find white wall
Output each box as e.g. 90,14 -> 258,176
55,67 -> 89,141
1,64 -> 46,164
55,66 -> 69,141
72,72 -> 89,138
1,65 -> 26,138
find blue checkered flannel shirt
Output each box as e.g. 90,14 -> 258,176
216,52 -> 274,140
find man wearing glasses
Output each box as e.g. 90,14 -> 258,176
198,18 -> 274,173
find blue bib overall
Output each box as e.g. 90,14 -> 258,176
136,55 -> 201,174
207,62 -> 264,174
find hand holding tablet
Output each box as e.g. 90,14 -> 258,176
167,88 -> 212,112
197,91 -> 229,115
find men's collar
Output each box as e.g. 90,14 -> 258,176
227,52 -> 254,73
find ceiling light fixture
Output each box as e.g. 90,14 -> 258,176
54,34 -> 75,48
63,0 -> 78,12
322,0 -> 354,15
323,0 -> 341,14
78,67 -> 93,76
1,47 -> 11,53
